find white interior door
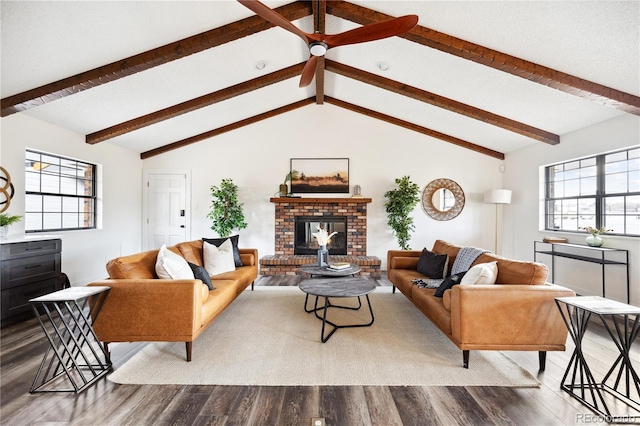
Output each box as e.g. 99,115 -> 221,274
147,173 -> 187,249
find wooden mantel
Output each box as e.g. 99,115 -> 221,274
269,197 -> 372,203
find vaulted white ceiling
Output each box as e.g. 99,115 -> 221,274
2,1 -> 638,159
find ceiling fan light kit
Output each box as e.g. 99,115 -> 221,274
237,0 -> 418,87
309,42 -> 328,57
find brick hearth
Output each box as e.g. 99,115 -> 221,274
260,197 -> 381,277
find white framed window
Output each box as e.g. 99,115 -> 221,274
25,150 -> 97,232
545,147 -> 639,236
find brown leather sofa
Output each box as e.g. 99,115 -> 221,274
387,240 -> 575,370
88,240 -> 258,362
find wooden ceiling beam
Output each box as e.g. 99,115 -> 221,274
140,98 -> 315,159
327,1 -> 640,115
87,62 -> 305,144
1,2 -> 312,117
325,97 -> 505,160
326,60 -> 559,145
313,0 -> 326,105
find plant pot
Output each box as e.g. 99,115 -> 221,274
279,184 -> 288,197
586,234 -> 603,247
0,226 -> 8,238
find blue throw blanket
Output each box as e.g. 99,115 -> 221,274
412,246 -> 489,288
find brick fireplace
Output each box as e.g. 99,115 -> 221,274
259,197 -> 381,276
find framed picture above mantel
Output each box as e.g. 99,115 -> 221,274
290,158 -> 349,194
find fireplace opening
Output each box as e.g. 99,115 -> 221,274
294,216 -> 347,255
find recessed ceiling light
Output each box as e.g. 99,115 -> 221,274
255,60 -> 267,70
378,62 -> 390,71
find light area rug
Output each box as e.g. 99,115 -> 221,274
108,287 -> 540,387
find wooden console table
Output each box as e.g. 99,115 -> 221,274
534,241 -> 630,303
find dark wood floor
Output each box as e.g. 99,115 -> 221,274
1,275 -> 638,425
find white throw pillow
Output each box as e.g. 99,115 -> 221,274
460,261 -> 498,285
155,244 -> 194,279
203,239 -> 236,275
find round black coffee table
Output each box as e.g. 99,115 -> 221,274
299,277 -> 375,343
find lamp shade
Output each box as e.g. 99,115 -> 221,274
484,189 -> 512,204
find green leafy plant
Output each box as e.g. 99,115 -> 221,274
207,178 -> 247,238
283,170 -> 299,186
0,213 -> 22,227
384,176 -> 420,250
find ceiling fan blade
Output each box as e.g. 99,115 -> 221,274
237,0 -> 311,44
299,56 -> 319,88
323,15 -> 419,48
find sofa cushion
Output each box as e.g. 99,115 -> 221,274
106,249 -> 160,279
189,262 -> 214,290
416,248 -> 449,279
203,239 -> 236,275
461,261 -> 498,285
472,253 -> 548,285
201,282 -> 210,302
155,245 -> 195,279
434,271 -> 468,298
176,240 -> 204,266
202,235 -> 243,267
431,240 -> 461,275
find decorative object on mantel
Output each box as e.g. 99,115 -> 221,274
483,188 -> 510,253
312,228 -> 337,267
385,176 -> 420,250
352,184 -> 362,198
207,178 -> 247,238
580,226 -> 612,247
0,212 -> 21,238
290,158 -> 349,194
1,166 -> 16,213
280,170 -> 299,197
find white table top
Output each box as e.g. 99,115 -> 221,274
30,286 -> 110,303
556,296 -> 640,315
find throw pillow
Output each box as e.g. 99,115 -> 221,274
434,271 -> 468,298
203,239 -> 236,276
155,244 -> 194,279
202,235 -> 243,267
188,262 -> 214,290
460,261 -> 498,285
416,248 -> 449,279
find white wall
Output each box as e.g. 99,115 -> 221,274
1,114 -> 143,286
503,114 -> 640,305
142,103 -> 505,268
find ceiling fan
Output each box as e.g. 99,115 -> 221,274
237,0 -> 419,87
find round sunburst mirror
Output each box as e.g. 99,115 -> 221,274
421,178 -> 465,221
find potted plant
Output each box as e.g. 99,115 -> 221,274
580,226 -> 612,247
0,212 -> 22,238
384,176 -> 420,250
207,178 -> 247,238
280,170 -> 299,197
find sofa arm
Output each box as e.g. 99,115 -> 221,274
387,250 -> 421,270
239,248 -> 258,266
88,279 -> 204,343
449,284 -> 575,348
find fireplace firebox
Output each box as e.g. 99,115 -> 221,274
294,216 -> 347,255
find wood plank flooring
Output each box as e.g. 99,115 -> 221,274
1,274 -> 638,425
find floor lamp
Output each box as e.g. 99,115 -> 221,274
484,189 -> 512,254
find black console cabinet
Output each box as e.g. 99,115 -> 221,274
1,238 -> 62,326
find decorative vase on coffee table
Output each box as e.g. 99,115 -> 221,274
586,234 -> 603,247
317,245 -> 329,267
